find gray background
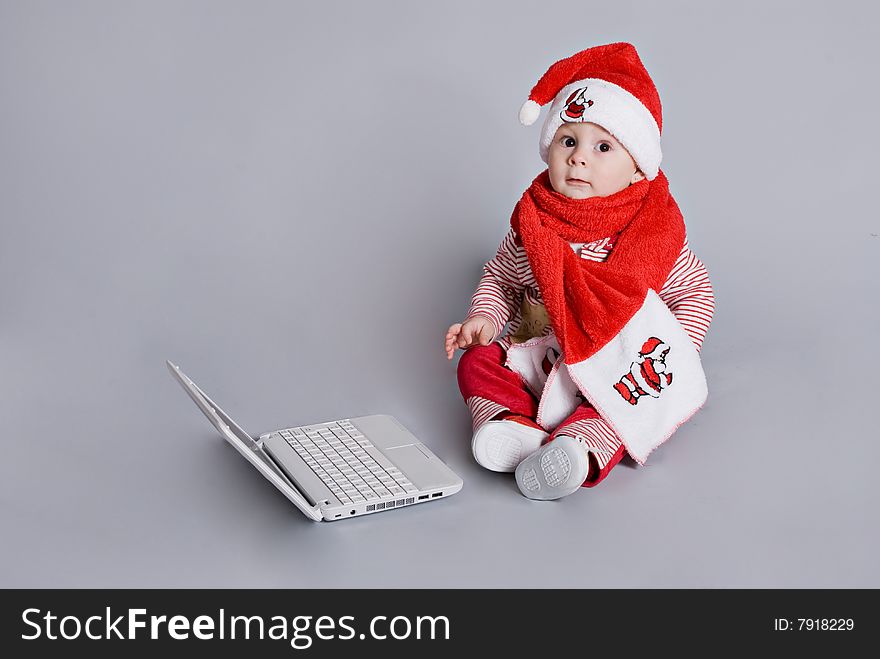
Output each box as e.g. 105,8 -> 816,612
2,0 -> 877,588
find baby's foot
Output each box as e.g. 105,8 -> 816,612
471,416 -> 549,472
515,435 -> 589,500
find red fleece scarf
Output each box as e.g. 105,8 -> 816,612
511,169 -> 685,364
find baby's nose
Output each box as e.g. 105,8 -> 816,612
569,150 -> 589,166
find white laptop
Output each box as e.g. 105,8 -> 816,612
166,360 -> 463,522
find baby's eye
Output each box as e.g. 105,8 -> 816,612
596,142 -> 612,153
562,136 -> 576,148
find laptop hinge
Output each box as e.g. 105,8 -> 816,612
256,440 -> 319,507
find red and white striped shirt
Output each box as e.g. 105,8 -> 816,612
466,228 -> 715,352
463,228 -> 714,469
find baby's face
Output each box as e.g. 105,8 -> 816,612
547,122 -> 645,199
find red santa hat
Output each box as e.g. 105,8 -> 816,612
519,43 -> 663,180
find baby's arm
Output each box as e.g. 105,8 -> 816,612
445,228 -> 526,359
657,241 -> 715,352
445,315 -> 496,360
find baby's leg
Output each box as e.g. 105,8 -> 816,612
550,404 -> 626,488
515,404 -> 626,500
456,343 -> 538,431
457,343 -> 547,472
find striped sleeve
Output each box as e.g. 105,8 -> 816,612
657,240 -> 715,352
465,228 -> 525,339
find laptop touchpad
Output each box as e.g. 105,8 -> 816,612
384,444 -> 440,488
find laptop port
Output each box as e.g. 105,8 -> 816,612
432,492 -> 442,498
418,495 -> 429,500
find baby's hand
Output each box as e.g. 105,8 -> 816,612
445,315 -> 496,360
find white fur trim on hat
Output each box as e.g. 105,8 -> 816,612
538,78 -> 662,180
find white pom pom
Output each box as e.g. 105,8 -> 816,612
519,99 -> 541,126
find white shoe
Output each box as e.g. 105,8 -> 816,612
515,435 -> 589,500
471,420 -> 549,473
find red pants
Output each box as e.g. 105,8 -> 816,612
457,343 -> 627,488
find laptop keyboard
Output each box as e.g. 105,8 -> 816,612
279,420 -> 419,505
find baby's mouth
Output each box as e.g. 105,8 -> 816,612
567,178 -> 590,185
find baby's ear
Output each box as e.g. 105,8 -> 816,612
631,169 -> 646,184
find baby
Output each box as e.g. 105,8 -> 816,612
444,43 -> 715,501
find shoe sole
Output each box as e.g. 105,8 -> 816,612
515,436 -> 589,500
471,420 -> 549,473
